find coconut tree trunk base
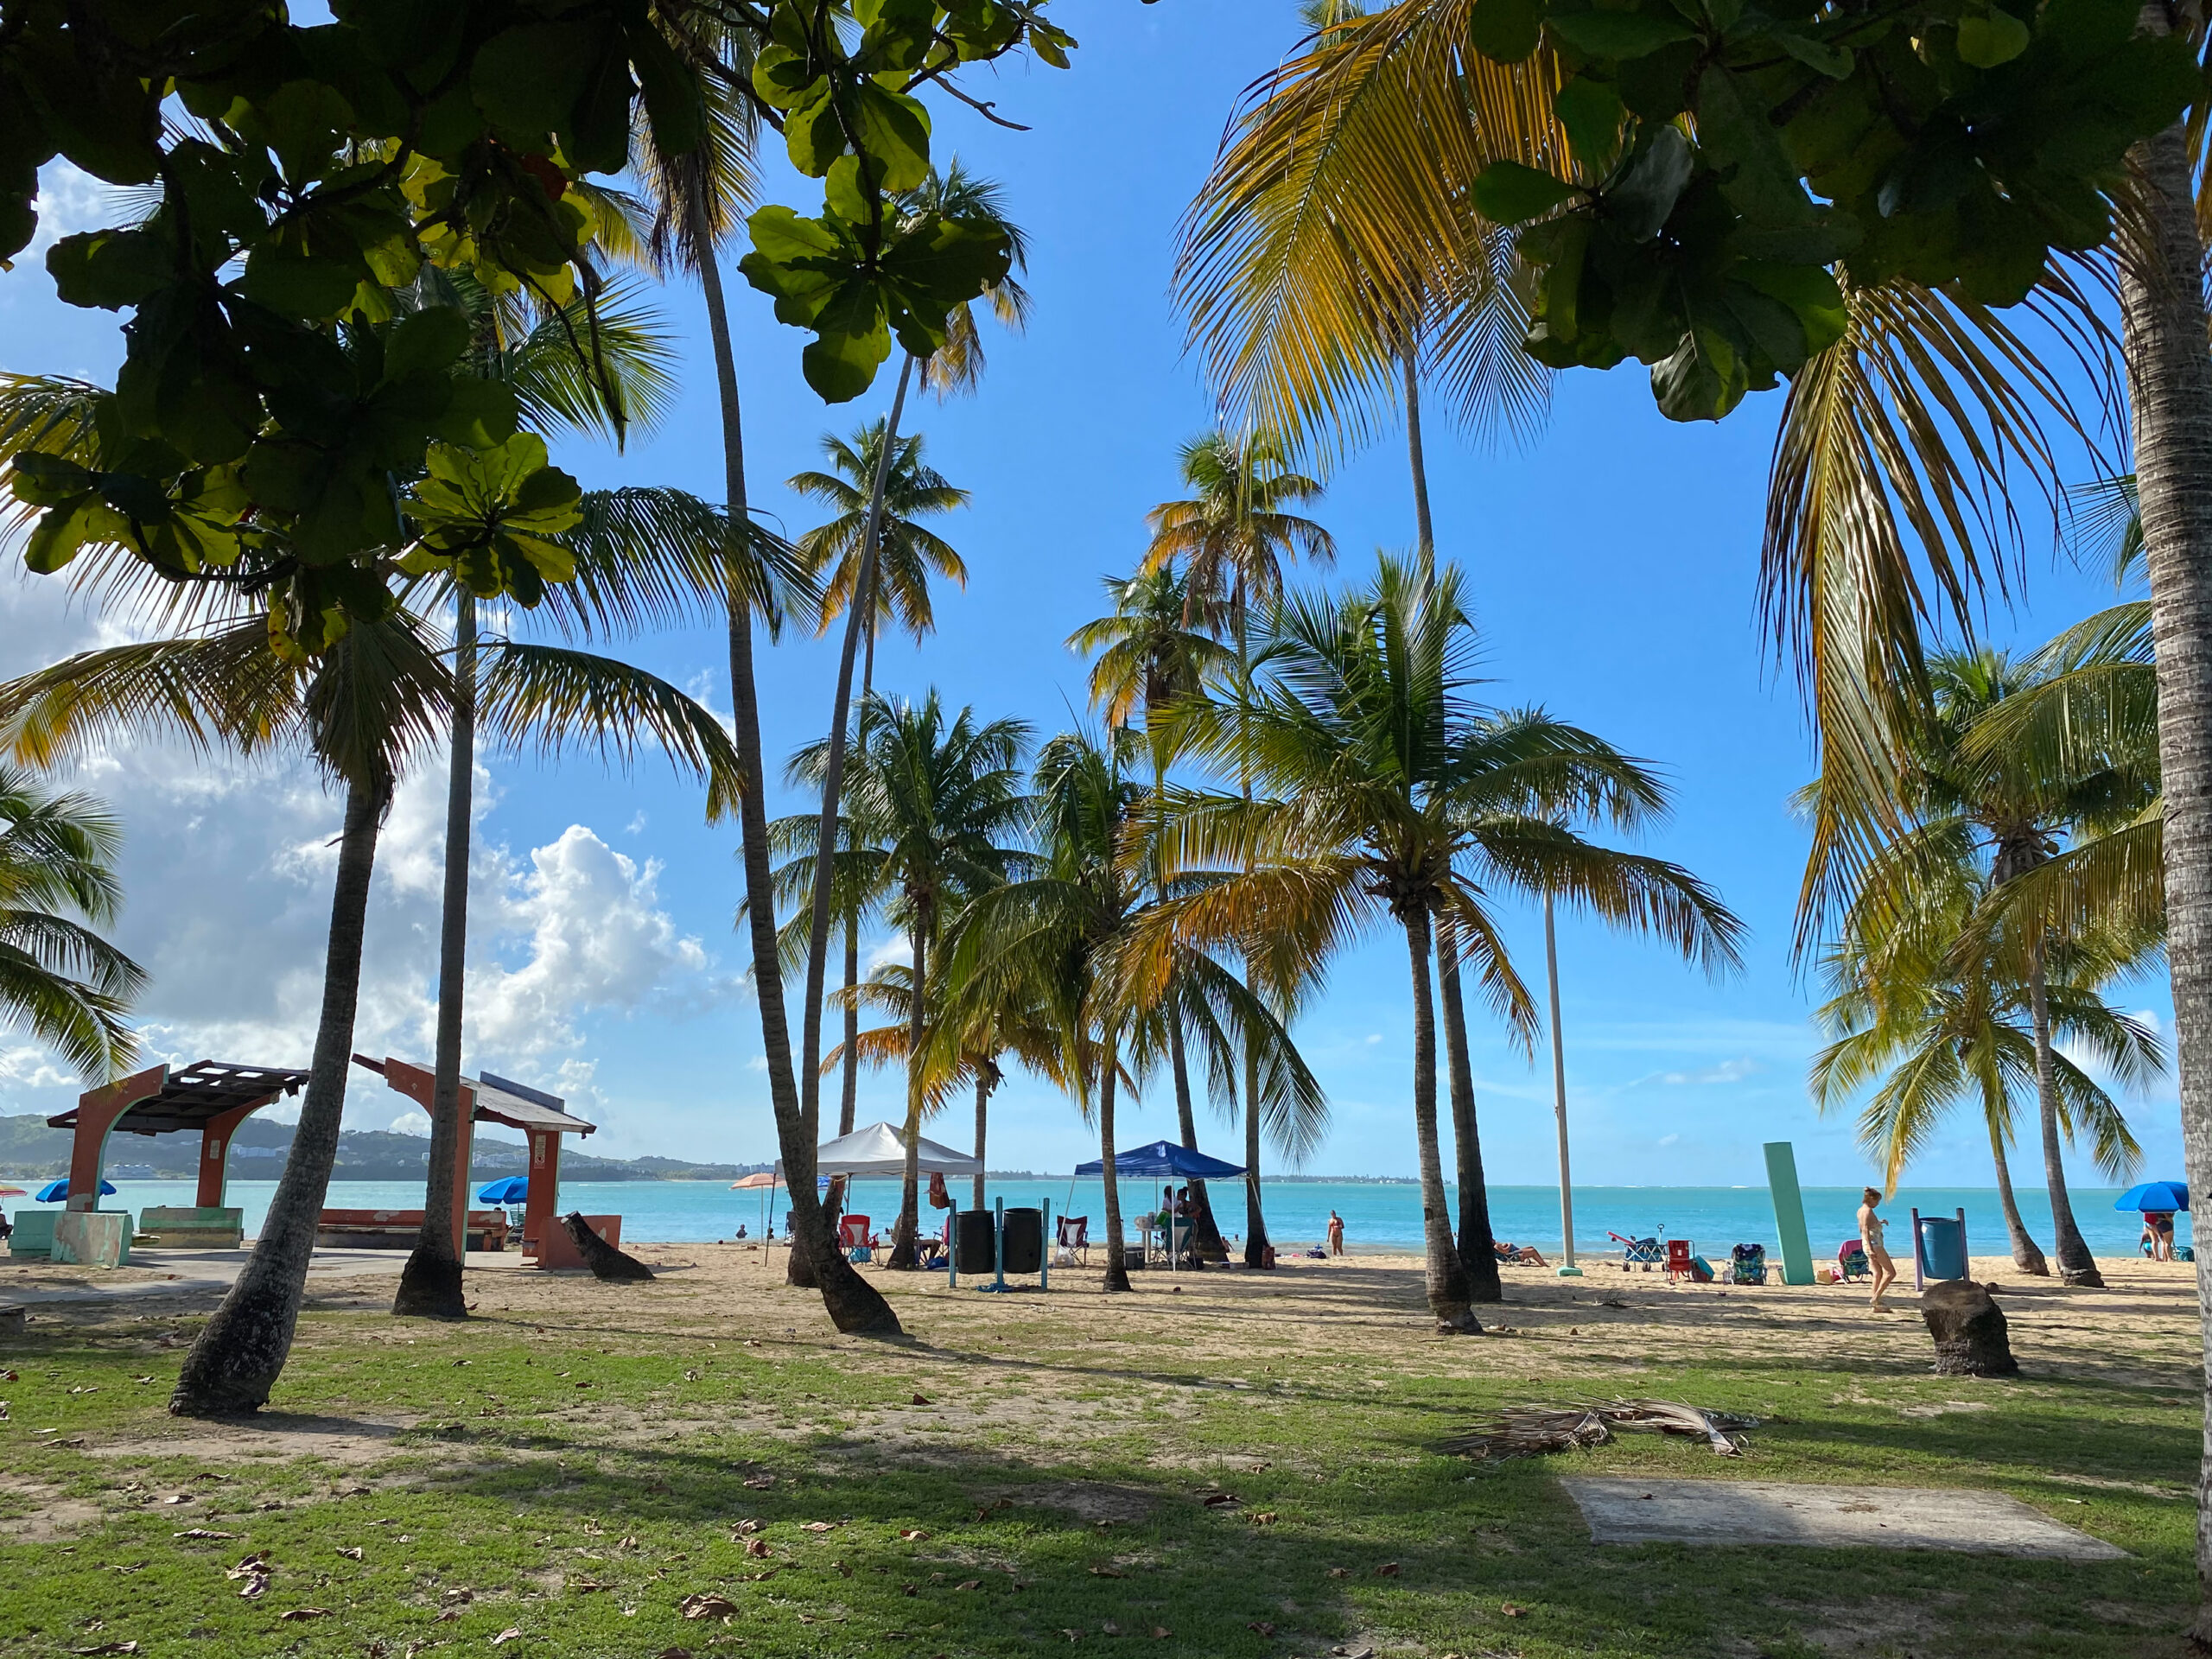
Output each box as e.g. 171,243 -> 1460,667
785,1232 -> 821,1287
1185,1180 -> 1229,1262
887,1209 -> 920,1270
1987,1127 -> 2049,1276
1438,916 -> 1500,1304
1435,1306 -> 1483,1335
2057,1262 -> 2107,1288
392,1251 -> 467,1319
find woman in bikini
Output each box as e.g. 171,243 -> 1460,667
1858,1186 -> 1897,1312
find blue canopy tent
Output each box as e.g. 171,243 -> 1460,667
1075,1141 -> 1247,1270
36,1177 -> 114,1202
478,1176 -> 531,1205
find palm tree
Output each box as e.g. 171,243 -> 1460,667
0,764 -> 144,1079
626,23 -> 901,1335
1139,430 -> 1333,1265
792,423 -> 969,1149
838,693 -> 1033,1266
1068,567 -> 1237,1257
1145,557 -> 1741,1328
784,164 -> 1030,1293
1867,649 -> 2159,1286
1812,829 -> 2157,1274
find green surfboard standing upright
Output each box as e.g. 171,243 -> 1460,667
1764,1141 -> 1815,1286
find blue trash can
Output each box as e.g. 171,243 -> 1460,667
1917,1216 -> 1967,1281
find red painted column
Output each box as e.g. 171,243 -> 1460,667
524,1128 -> 559,1262
380,1057 -> 475,1254
67,1064 -> 166,1211
195,1101 -> 269,1209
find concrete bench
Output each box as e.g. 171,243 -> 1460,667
138,1206 -> 245,1249
316,1209 -> 512,1251
53,1210 -> 134,1268
6,1209 -> 56,1258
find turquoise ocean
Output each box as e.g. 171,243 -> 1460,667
47,1178 -> 2189,1262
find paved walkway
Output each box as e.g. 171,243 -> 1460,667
0,1246 -> 521,1305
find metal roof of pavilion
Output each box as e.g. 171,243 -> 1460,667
47,1060 -> 310,1136
349,1054 -> 595,1137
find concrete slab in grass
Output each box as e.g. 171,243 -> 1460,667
1561,1478 -> 2126,1560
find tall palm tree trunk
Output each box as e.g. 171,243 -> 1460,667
173,780 -> 387,1414
888,916 -> 927,1268
2112,26 -> 2212,1627
1100,1027 -> 1132,1293
1985,1101 -> 2050,1275
1230,575 -> 1272,1269
840,912 -> 861,1136
973,1074 -> 990,1211
396,594 -> 478,1319
694,194 -> 896,1336
1404,905 -> 1478,1332
1403,346 -> 1435,569
1169,1015 -> 1227,1260
1435,912 -> 1498,1301
2113,52 -> 2212,1631
2026,937 -> 2102,1285
796,356 -> 915,1279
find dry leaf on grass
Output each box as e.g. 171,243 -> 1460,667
278,1608 -> 333,1621
435,1610 -> 462,1623
1199,1493 -> 1239,1509
911,1393 -> 931,1405
1247,1511 -> 1278,1525
741,1476 -> 776,1491
1248,1621 -> 1276,1637
335,1547 -> 364,1561
831,1561 -> 852,1579
130,1376 -> 154,1384
898,1528 -> 931,1541
956,1580 -> 982,1592
70,1644 -> 139,1656
731,1519 -> 762,1536
655,1649 -> 694,1659
1325,1567 -> 1350,1579
742,1538 -> 770,1559
236,1578 -> 270,1600
800,1522 -> 839,1533
1329,1648 -> 1375,1658
1058,1631 -> 1082,1644
443,1588 -> 474,1604
678,1593 -> 738,1621
1501,1602 -> 1527,1618
1102,1622 -> 1122,1636
490,1629 -> 524,1646
1375,1562 -> 1400,1577
172,1529 -> 235,1541
1151,1629 -> 1172,1641
900,1583 -> 918,1597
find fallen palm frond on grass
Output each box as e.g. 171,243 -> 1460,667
1440,1399 -> 1762,1461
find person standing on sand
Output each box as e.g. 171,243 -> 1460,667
1327,1210 -> 1344,1256
1858,1186 -> 1897,1311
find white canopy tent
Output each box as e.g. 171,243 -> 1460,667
778,1121 -> 980,1180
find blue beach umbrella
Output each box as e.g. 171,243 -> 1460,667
477,1176 -> 531,1205
35,1178 -> 115,1202
2116,1181 -> 2190,1212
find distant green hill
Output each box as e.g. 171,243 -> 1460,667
0,1110 -> 769,1184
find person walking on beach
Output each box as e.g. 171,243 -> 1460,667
1326,1210 -> 1344,1256
1858,1186 -> 1897,1312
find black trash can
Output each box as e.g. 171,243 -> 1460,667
954,1209 -> 997,1274
1001,1208 -> 1044,1274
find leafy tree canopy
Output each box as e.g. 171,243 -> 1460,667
1,0 -> 1068,654
1456,0 -> 2196,419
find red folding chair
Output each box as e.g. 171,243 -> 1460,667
839,1213 -> 873,1262
1665,1238 -> 1694,1284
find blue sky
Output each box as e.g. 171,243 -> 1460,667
0,1 -> 2173,1190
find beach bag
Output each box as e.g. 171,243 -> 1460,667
1688,1255 -> 1716,1283
927,1171 -> 952,1210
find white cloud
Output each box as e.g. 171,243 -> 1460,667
866,933 -> 912,972
1658,1057 -> 1758,1086
390,1111 -> 433,1136
25,162 -> 135,258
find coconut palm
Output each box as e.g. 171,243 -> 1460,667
0,764 -> 143,1079
834,693 -> 1033,1266
1141,556 -> 1741,1328
1812,826 -> 2157,1274
1069,567 -> 1238,1256
1857,648 -> 2159,1286
781,164 -> 1029,1295
793,423 -> 969,1151
1139,430 -> 1333,1265
625,22 -> 900,1335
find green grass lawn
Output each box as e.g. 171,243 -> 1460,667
0,1260 -> 2200,1657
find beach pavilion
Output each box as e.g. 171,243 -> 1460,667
35,1059 -> 311,1260
351,1054 -> 604,1268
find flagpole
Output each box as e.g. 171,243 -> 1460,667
1545,892 -> 1581,1277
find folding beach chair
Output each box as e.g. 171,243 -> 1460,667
1729,1243 -> 1767,1286
1056,1214 -> 1090,1266
1608,1231 -> 1664,1272
1665,1238 -> 1695,1284
1838,1239 -> 1871,1281
839,1212 -> 873,1263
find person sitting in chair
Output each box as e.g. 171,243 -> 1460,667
1493,1239 -> 1548,1267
